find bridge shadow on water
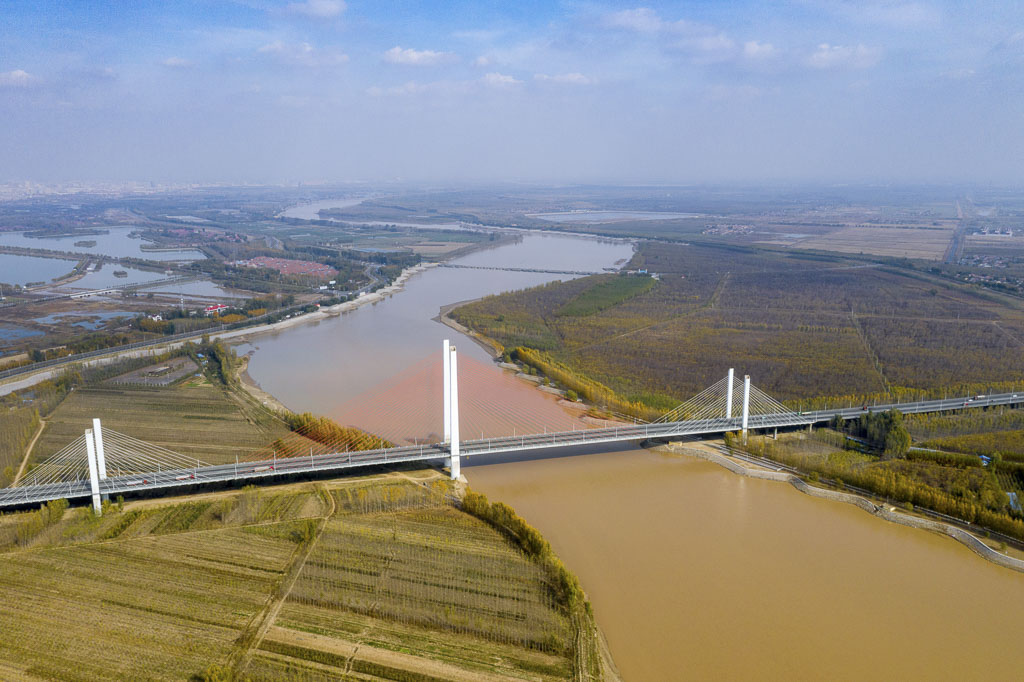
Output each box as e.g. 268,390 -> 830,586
464,439 -> 647,469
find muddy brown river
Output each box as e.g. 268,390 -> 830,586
243,229 -> 1024,680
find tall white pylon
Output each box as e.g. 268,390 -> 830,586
92,418 -> 107,481
741,374 -> 751,442
726,368 -> 734,419
448,343 -> 461,480
85,428 -> 102,515
443,339 -> 452,443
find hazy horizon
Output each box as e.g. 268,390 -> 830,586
2,1 -> 1022,186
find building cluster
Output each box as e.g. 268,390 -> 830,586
232,256 -> 338,278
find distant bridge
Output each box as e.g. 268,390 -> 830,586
1,342 -> 1020,512
0,275 -> 197,308
438,264 -> 604,276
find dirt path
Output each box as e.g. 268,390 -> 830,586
235,486 -> 336,675
264,626 -> 522,682
12,419 -> 45,486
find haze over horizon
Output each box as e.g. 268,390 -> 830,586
1,0 -> 1022,186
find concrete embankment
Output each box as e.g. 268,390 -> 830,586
665,443 -> 1024,573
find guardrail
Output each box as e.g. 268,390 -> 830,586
3,392 -> 1022,510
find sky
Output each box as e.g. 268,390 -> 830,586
1,0 -> 1022,186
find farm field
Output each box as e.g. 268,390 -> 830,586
453,241 -> 1024,410
0,476 -> 600,681
27,379 -> 290,470
794,225 -> 955,260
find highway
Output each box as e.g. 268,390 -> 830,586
2,390 -> 1020,511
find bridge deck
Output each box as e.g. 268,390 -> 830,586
1,391 -> 1019,510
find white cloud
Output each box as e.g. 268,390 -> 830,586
815,1 -> 941,28
383,46 -> 457,66
807,43 -> 882,69
482,72 -> 522,87
604,7 -> 664,33
743,41 -> 777,60
161,57 -> 193,68
473,55 -> 492,68
605,8 -> 739,63
286,0 -> 346,19
677,32 -> 735,61
258,41 -> 348,67
534,72 -> 595,85
0,69 -> 32,87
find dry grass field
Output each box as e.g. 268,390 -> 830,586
794,225 -> 954,260
455,241 -> 1024,409
0,476 -> 599,681
28,380 -> 290,470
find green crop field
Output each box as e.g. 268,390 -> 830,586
0,476 -> 602,681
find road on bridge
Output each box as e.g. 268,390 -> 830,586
2,391 -> 1020,511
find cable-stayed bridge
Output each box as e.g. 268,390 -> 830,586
1,340 -> 1021,512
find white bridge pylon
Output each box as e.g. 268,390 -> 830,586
18,420 -> 209,515
654,369 -> 804,439
442,339 -> 461,480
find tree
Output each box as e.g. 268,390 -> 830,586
883,422 -> 911,459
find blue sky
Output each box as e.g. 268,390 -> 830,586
1,1 -> 1022,185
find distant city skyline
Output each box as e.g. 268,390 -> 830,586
1,1 -> 1022,185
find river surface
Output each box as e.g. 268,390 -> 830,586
242,229 -> 1024,680
530,210 -> 701,223
0,253 -> 77,286
0,226 -> 204,261
278,198 -> 366,221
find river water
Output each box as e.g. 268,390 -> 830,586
242,228 -> 1024,680
0,226 -> 204,261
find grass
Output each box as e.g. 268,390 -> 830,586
0,407 -> 39,486
556,274 -> 656,317
0,526 -> 297,681
0,476 -> 601,681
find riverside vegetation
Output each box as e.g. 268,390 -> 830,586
452,241 -> 1024,543
0,476 -> 603,681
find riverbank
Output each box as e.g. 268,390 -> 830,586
665,441 -> 1024,573
0,262 -> 438,397
437,297 -> 502,357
